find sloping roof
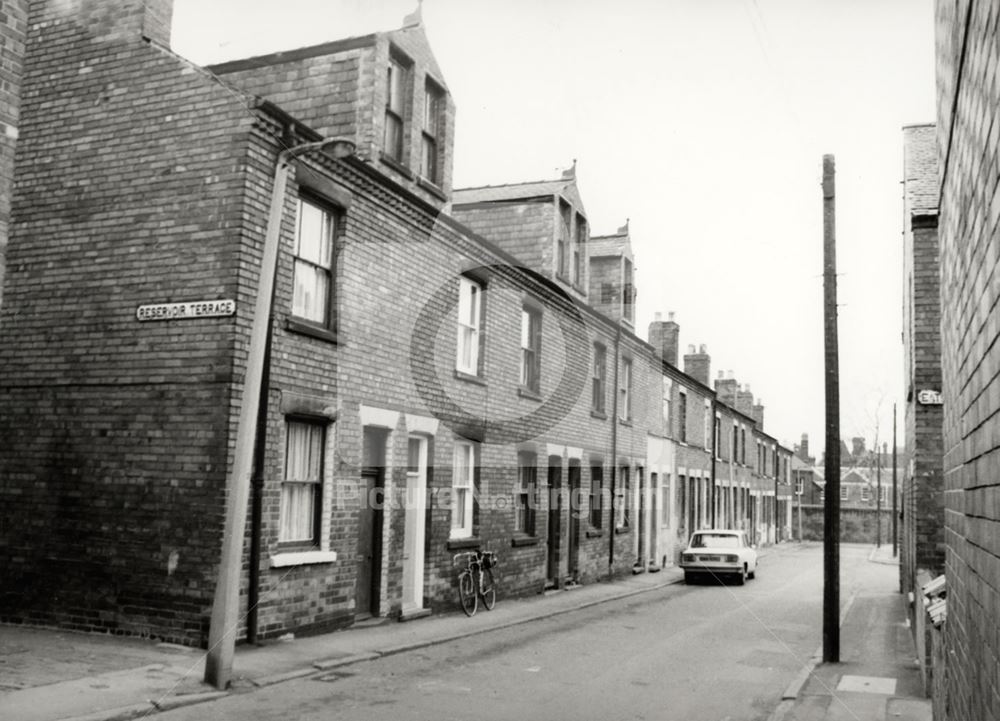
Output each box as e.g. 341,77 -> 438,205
454,164 -> 586,214
589,231 -> 630,258
903,123 -> 939,216
453,179 -> 570,205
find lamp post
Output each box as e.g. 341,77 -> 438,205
205,136 -> 355,690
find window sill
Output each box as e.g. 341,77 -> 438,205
590,409 -> 607,420
585,529 -> 604,539
270,550 -> 337,568
286,317 -> 339,344
454,369 -> 487,386
417,176 -> 448,201
511,535 -> 540,547
518,386 -> 542,401
446,536 -> 480,550
615,526 -> 629,535
379,152 -> 414,179
618,419 -> 632,427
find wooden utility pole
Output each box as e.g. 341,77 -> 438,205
876,443 -> 882,548
892,404 -> 898,557
822,154 -> 841,664
204,137 -> 354,689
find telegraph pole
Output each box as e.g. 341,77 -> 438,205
876,443 -> 882,548
822,154 -> 841,663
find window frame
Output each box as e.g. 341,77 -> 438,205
451,440 -> 476,539
616,466 -> 630,529
515,451 -> 538,536
589,464 -> 604,528
292,194 -> 339,329
456,276 -> 484,376
421,78 -> 444,184
619,357 -> 632,422
557,200 -> 571,279
662,377 -> 672,434
383,51 -> 411,162
703,399 -> 712,450
622,257 -> 634,323
592,342 -> 607,413
520,305 -> 542,393
279,418 -> 326,546
573,214 -> 587,287
678,390 -> 688,443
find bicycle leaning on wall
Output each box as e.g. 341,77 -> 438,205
453,549 -> 498,617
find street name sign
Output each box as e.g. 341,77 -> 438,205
136,299 -> 236,322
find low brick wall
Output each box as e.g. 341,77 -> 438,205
795,505 -> 896,544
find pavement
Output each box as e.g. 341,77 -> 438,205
0,543 -> 932,721
769,544 -> 932,721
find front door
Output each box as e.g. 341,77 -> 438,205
402,436 -> 428,613
356,427 -> 386,618
546,457 -> 562,587
567,460 -> 581,580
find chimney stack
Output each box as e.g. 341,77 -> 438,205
799,433 -> 810,461
715,369 -> 739,406
851,437 -> 866,459
736,383 -> 754,417
81,0 -> 173,46
648,311 -> 680,366
683,343 -> 710,386
752,400 -> 764,427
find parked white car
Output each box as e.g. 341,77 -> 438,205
680,529 -> 758,585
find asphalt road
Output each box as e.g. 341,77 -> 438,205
162,544 -> 875,721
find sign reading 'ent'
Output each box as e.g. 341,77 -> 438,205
917,389 -> 943,406
136,299 -> 236,322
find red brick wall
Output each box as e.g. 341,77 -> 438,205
0,2 -> 254,643
0,0 -> 26,311
936,1 -> 1000,718
901,124 -> 944,613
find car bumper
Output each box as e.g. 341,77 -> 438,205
680,561 -> 743,575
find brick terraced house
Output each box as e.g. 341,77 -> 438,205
0,0 -> 795,647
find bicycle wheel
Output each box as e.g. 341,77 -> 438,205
458,570 -> 477,616
479,567 -> 497,611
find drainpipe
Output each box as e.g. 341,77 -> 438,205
608,322 -> 622,574
246,315 -> 272,645
773,459 -> 779,545
710,404 -> 717,528
205,135 -> 355,690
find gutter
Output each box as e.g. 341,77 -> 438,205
608,321 -> 622,573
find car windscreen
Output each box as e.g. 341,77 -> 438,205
691,534 -> 740,548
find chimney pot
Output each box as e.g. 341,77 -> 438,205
668,311 -> 675,321
699,343 -> 707,353
654,311 -> 662,321
687,344 -> 696,354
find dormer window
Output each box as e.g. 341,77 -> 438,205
573,214 -> 587,287
421,79 -> 444,184
623,257 -> 634,323
558,200 -> 571,279
384,53 -> 410,163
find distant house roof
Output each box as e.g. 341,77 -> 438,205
589,225 -> 631,258
452,179 -> 570,205
454,164 -> 586,214
903,123 -> 939,216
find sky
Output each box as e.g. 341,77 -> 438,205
171,0 -> 936,454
